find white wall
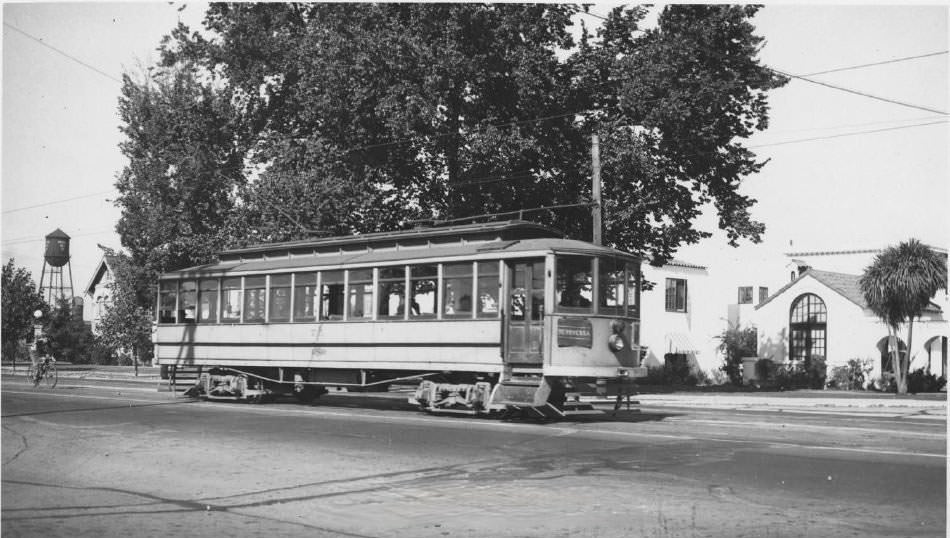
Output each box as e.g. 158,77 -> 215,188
640,263 -> 722,374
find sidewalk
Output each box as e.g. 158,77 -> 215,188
3,364 -> 946,416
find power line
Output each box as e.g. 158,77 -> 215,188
2,228 -> 117,246
2,190 -> 116,215
770,68 -> 948,116
799,50 -> 948,77
750,119 -> 947,149
3,22 -> 123,84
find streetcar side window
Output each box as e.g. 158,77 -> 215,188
198,279 -> 218,323
269,274 -> 291,322
598,257 -> 625,315
243,276 -> 266,322
556,255 -> 593,313
321,271 -> 344,320
347,269 -> 373,320
443,262 -> 474,318
378,266 -> 406,320
626,262 -> 640,318
221,277 -> 242,322
158,281 -> 177,324
476,261 -> 500,318
409,265 -> 437,318
179,280 -> 197,324
293,273 -> 318,322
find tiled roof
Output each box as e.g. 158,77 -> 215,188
757,268 -> 943,313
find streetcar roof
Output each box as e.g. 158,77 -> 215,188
161,231 -> 640,280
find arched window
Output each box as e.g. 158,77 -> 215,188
789,293 -> 827,363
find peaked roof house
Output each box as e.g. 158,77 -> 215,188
83,252 -> 119,334
753,267 -> 948,381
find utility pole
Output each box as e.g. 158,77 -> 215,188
591,133 -> 602,246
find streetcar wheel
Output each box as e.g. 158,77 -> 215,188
45,366 -> 57,389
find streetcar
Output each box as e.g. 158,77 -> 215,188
153,220 -> 647,417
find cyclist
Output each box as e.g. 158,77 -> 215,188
30,338 -> 53,385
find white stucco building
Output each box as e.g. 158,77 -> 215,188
752,248 -> 948,380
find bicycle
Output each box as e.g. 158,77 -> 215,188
31,357 -> 57,389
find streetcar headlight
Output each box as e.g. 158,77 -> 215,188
608,333 -> 625,352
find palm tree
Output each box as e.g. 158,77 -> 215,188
860,239 -> 947,394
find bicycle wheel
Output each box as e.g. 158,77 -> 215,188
26,365 -> 35,382
32,367 -> 42,388
44,365 -> 57,389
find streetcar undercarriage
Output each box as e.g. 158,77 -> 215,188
177,366 -> 637,419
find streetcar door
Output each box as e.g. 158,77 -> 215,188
505,259 -> 545,365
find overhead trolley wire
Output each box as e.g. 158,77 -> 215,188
3,22 -> 122,84
2,190 -> 116,215
799,50 -> 948,77
770,68 -> 948,116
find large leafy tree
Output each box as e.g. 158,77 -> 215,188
43,298 -> 96,364
1,259 -> 47,362
96,250 -> 156,370
117,4 -> 785,273
115,64 -> 247,276
860,240 -> 947,394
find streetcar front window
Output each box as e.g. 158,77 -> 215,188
179,281 -> 197,324
598,257 -> 625,315
244,276 -> 266,322
409,265 -> 437,318
198,279 -> 218,323
293,273 -> 317,322
556,255 -> 593,313
269,275 -> 291,322
626,262 -> 640,318
378,266 -> 406,320
347,269 -> 373,320
221,278 -> 242,322
321,271 -> 344,320
443,262 -> 473,318
158,281 -> 177,324
476,261 -> 500,318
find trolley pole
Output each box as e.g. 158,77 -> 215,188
591,133 -> 603,246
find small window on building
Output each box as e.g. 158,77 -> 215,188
443,262 -> 474,318
758,286 -> 769,304
738,286 -> 753,305
321,271 -> 344,320
221,278 -> 242,322
347,269 -> 373,320
665,278 -> 687,313
378,266 -> 406,320
269,275 -> 291,322
626,262 -> 640,318
158,281 -> 178,324
476,261 -> 500,318
243,276 -> 266,322
198,279 -> 218,323
293,273 -> 317,322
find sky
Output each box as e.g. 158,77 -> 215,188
2,3 -> 948,298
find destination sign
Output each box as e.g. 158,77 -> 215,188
557,318 -> 593,348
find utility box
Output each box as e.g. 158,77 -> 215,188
742,357 -> 759,384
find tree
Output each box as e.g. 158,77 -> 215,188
717,324 -> 758,385
117,4 -> 785,273
43,298 -> 96,364
96,250 -> 156,371
860,240 -> 947,394
1,259 -> 47,363
115,64 -> 247,277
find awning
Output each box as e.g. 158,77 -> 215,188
664,333 -> 699,354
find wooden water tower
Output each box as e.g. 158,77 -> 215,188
39,228 -> 74,306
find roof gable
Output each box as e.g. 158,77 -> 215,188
757,268 -> 943,314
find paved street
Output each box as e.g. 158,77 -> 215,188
2,375 -> 945,537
